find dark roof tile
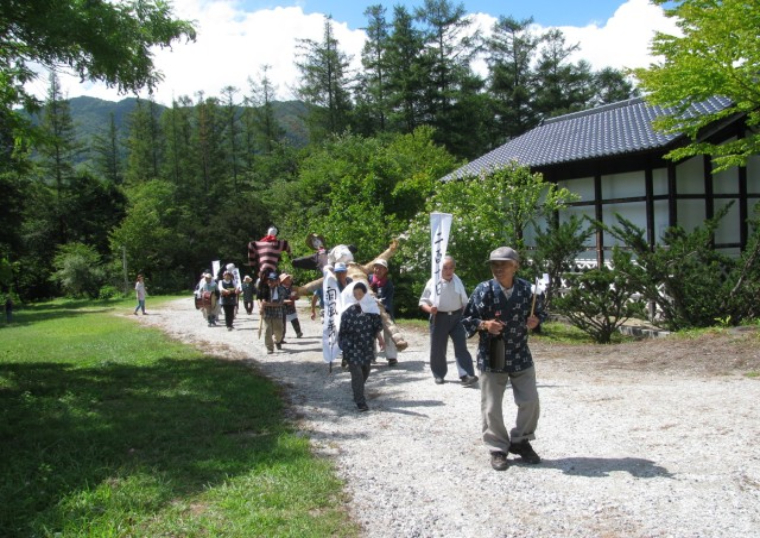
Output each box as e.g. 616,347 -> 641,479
442,96 -> 732,181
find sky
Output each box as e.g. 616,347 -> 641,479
29,0 -> 680,106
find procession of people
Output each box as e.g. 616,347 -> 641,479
185,221 -> 545,471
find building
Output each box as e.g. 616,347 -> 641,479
441,96 -> 760,268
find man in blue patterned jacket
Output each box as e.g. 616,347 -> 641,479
462,246 -> 545,471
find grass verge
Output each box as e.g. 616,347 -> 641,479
0,298 -> 357,538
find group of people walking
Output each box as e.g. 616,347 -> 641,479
166,226 -> 547,472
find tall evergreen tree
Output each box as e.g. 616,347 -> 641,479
37,71 -> 81,243
91,112 -> 122,185
161,96 -> 195,198
487,16 -> 541,141
248,66 -> 286,157
295,16 -> 354,140
124,97 -> 164,184
355,5 -> 391,135
384,6 -> 430,133
532,29 -> 594,118
221,85 -> 241,187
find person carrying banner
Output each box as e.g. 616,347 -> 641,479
461,246 -> 545,472
419,256 -> 478,386
338,282 -> 384,412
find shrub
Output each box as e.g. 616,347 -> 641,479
553,249 -> 646,344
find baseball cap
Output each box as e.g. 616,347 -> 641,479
267,272 -> 278,280
373,259 -> 388,269
334,262 -> 347,272
488,247 -> 520,263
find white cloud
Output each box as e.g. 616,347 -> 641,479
38,0 -> 677,105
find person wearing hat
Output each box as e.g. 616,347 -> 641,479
461,246 -> 545,471
278,273 -> 302,340
241,275 -> 256,315
419,256 -> 478,386
197,271 -> 220,326
369,258 -> 397,366
258,271 -> 287,353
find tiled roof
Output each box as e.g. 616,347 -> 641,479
441,96 -> 733,181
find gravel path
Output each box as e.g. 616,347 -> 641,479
135,298 -> 760,538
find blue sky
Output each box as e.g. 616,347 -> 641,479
36,0 -> 678,105
244,0 -> 628,30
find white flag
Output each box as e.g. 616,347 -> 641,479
321,270 -> 342,363
211,260 -> 220,279
430,213 -> 453,307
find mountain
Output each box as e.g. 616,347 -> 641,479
66,96 -> 309,152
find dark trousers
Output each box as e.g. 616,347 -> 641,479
222,304 -> 235,328
429,311 -> 475,379
244,300 -> 254,314
348,362 -> 371,406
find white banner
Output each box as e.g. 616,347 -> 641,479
232,268 -> 242,289
211,260 -> 220,279
322,270 -> 342,363
430,213 -> 453,307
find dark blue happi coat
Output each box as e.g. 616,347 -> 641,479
338,304 -> 383,366
462,277 -> 545,373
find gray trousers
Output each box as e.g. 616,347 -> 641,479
481,367 -> 540,453
429,311 -> 475,379
348,362 -> 371,406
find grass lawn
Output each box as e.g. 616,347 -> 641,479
0,298 -> 358,538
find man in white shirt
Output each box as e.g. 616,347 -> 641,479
419,256 -> 478,386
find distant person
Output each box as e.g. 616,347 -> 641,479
461,247 -> 545,472
219,271 -> 238,331
419,256 -> 478,386
241,275 -> 256,315
198,272 -> 220,326
133,274 -> 147,315
338,282 -> 384,412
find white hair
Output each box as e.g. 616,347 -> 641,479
267,226 -> 278,236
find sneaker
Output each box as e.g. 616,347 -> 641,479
357,403 -> 369,412
460,374 -> 479,386
434,377 -> 445,385
509,441 -> 541,464
275,343 -> 282,350
227,326 -> 233,331
490,451 -> 509,471
387,358 -> 398,366
297,332 -> 303,338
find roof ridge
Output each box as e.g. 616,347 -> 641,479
542,97 -> 648,125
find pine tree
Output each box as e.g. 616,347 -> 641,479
295,16 -> 354,140
91,112 -> 122,184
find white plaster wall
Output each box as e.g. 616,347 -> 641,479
602,171 -> 644,199
558,177 -> 595,202
676,157 -> 705,194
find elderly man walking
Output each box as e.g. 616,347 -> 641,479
419,256 -> 478,386
462,247 -> 545,472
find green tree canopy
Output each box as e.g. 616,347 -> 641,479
1,0 -> 195,169
634,0 -> 760,172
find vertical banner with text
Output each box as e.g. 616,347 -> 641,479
430,212 -> 453,307
322,270 -> 342,363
